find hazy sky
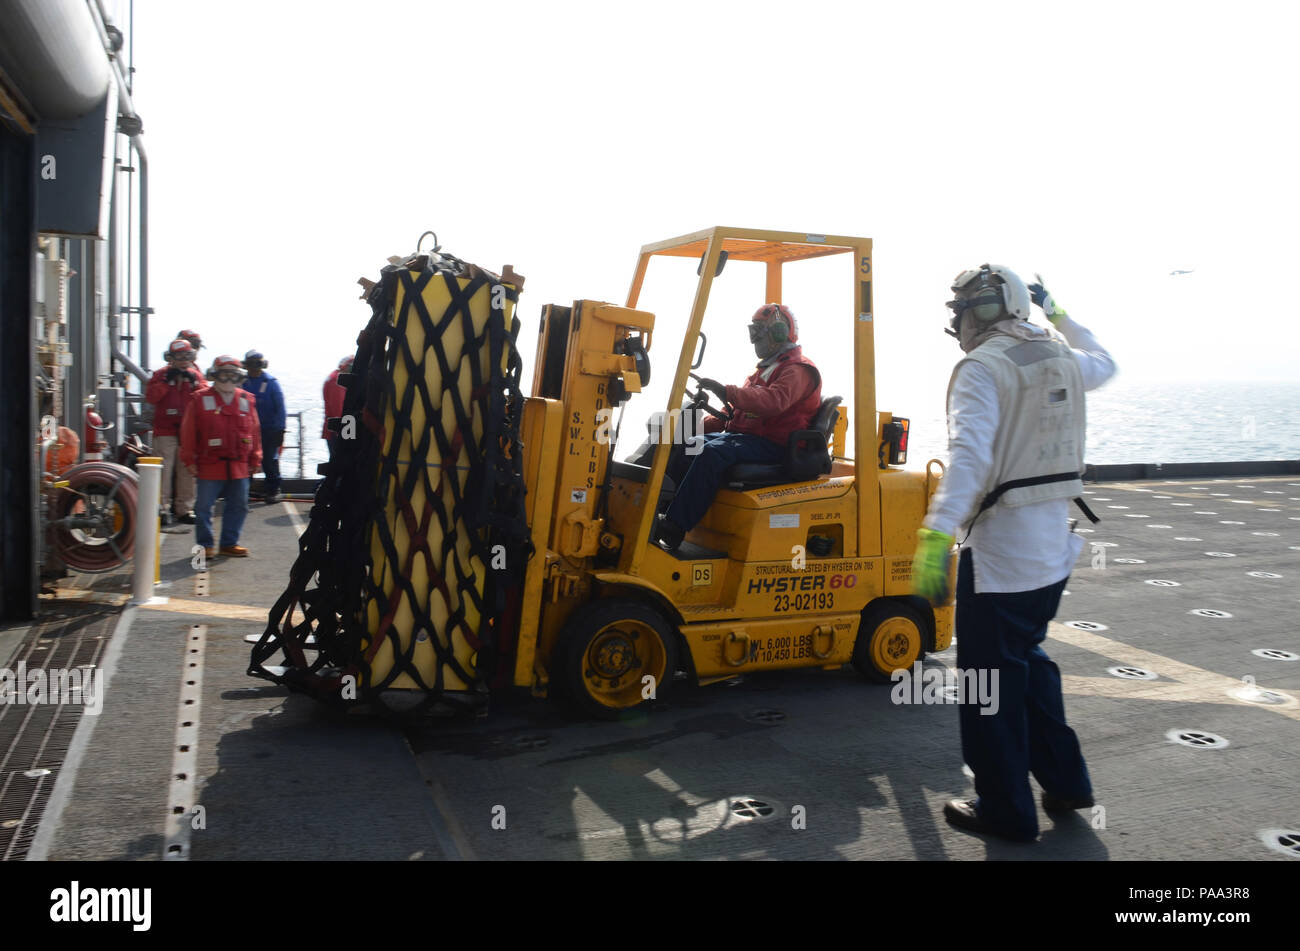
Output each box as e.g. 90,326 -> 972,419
124,0 -> 1299,456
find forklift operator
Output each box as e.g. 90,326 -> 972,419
653,303 -> 821,551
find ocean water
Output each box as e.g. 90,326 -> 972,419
267,368 -> 1300,480
895,378 -> 1300,469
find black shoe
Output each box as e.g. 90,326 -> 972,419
264,492 -> 281,505
179,512 -> 196,525
652,515 -> 685,551
160,512 -> 176,528
943,799 -> 1037,842
1042,791 -> 1094,814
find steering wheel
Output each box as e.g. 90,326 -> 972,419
686,372 -> 733,422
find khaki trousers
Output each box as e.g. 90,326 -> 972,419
155,434 -> 195,515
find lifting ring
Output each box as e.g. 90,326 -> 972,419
417,230 -> 441,254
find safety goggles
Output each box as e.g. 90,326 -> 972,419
747,322 -> 770,343
945,267 -> 1002,337
171,352 -> 196,363
213,370 -> 242,383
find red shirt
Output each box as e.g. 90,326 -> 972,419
323,369 -> 345,438
180,387 -> 263,480
145,365 -> 205,436
705,346 -> 822,446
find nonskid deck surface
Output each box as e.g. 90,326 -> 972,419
18,477 -> 1300,861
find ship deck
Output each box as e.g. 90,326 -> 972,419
5,475 -> 1298,861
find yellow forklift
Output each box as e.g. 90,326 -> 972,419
511,226 -> 953,716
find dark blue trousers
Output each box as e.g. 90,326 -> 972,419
663,432 -> 785,531
955,548 -> 1092,839
261,428 -> 284,496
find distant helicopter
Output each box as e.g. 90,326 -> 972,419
1169,268 -> 1195,276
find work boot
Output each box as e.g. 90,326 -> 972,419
202,547 -> 217,560
160,512 -> 176,528
653,515 -> 685,552
1042,791 -> 1095,814
218,545 -> 249,557
179,512 -> 196,525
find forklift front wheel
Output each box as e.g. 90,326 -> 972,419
555,600 -> 678,718
853,600 -> 926,683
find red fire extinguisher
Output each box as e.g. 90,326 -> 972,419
84,405 -> 113,461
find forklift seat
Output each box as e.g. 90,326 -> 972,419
724,396 -> 842,489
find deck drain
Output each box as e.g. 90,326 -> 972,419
1260,830 -> 1300,859
744,709 -> 787,724
1107,665 -> 1157,680
513,734 -> 550,750
1065,620 -> 1109,631
1189,609 -> 1232,618
1166,729 -> 1228,749
730,799 -> 775,820
1252,531 -> 1280,536
1252,649 -> 1299,661
1145,579 -> 1181,586
1203,551 -> 1236,558
1246,571 -> 1282,579
1113,558 -> 1146,564
1174,537 -> 1201,541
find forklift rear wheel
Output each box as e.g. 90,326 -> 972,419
556,600 -> 678,717
853,600 -> 926,683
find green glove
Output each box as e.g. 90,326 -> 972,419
1027,273 -> 1068,326
912,527 -> 956,605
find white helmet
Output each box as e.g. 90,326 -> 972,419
945,264 -> 1031,339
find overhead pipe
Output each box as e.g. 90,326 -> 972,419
87,0 -> 150,378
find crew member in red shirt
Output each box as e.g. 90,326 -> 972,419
322,355 -> 353,456
145,339 -> 205,526
180,355 -> 262,558
654,303 -> 821,550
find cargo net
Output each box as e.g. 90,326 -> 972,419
248,251 -> 532,716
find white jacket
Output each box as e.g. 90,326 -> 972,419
923,314 -> 1117,593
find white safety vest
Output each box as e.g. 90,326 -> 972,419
949,333 -> 1086,518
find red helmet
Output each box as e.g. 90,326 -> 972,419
166,339 -> 196,361
339,355 -> 355,369
208,354 -> 246,381
749,303 -> 798,344
177,329 -> 204,349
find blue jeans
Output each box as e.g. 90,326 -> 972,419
261,428 -> 284,496
955,548 -> 1092,839
194,477 -> 250,549
663,432 -> 785,531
